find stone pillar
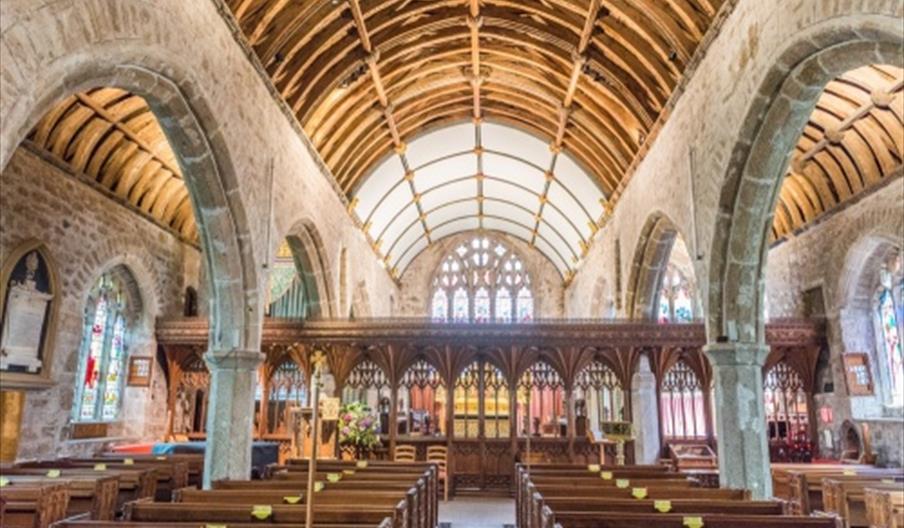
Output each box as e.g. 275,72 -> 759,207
202,350 -> 264,488
631,355 -> 660,464
704,342 -> 772,499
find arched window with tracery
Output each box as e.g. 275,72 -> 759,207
657,264 -> 694,323
74,267 -> 140,422
660,360 -> 707,439
454,360 -> 510,439
517,361 -> 565,437
764,360 -> 810,460
342,359 -> 390,431
874,249 -> 904,407
574,360 -> 625,433
431,236 -> 533,323
398,358 -> 446,436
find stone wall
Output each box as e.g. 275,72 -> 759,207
764,178 -> 904,466
0,146 -> 201,458
397,232 -> 564,318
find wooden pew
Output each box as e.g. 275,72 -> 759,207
0,475 -> 117,520
0,483 -> 70,528
121,497 -> 408,528
97,453 -> 203,488
1,467 -> 154,512
546,510 -> 843,528
821,477 -> 904,527
53,516 -> 393,528
16,459 -> 187,501
772,465 -> 904,515
865,488 -> 904,528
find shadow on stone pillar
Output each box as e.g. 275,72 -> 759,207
202,349 -> 264,488
631,354 -> 660,464
704,342 -> 772,499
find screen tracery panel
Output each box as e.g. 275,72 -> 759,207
454,360 -> 510,439
262,359 -> 307,436
660,359 -> 707,440
342,359 -> 390,431
764,360 -> 810,460
517,361 -> 565,437
398,358 -> 446,436
574,360 -> 625,434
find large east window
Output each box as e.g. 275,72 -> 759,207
874,250 -> 904,407
74,268 -> 138,422
431,236 -> 533,323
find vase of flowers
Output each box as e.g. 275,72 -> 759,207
338,401 -> 381,460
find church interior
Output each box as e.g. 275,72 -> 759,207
0,1 -> 902,527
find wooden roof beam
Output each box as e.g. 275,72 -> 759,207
468,0 -> 482,120
346,0 -> 430,249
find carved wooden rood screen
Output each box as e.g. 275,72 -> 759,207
156,317 -> 826,492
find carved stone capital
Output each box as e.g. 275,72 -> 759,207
703,341 -> 769,367
204,349 -> 264,371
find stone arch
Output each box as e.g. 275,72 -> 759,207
81,255 -> 156,341
338,247 -> 349,317
1,18 -> 260,354
836,230 -> 903,314
282,219 -> 337,319
625,212 -> 698,320
707,15 -> 903,344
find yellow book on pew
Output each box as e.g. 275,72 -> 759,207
251,504 -> 272,520
654,500 -> 671,513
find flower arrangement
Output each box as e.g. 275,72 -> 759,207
338,401 -> 381,458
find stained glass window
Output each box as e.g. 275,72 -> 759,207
74,269 -> 137,422
875,250 -> 904,407
657,263 -> 695,323
429,236 -> 533,322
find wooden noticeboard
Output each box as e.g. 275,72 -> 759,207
842,352 -> 874,396
127,356 -> 152,387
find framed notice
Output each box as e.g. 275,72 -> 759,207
842,352 -> 874,396
320,397 -> 340,421
126,356 -> 152,387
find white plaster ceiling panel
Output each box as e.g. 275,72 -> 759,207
426,200 -> 479,229
414,153 -> 477,193
483,152 -> 546,194
538,222 -> 575,266
369,181 -> 413,236
431,217 -> 480,242
377,202 -> 420,247
481,122 -> 551,168
547,181 -> 592,237
483,217 -> 534,245
407,122 -> 475,168
483,199 -> 537,230
543,201 -> 584,247
351,121 -> 606,278
388,219 -> 426,261
555,153 -> 605,219
421,178 -> 477,212
355,154 -> 405,220
483,178 -> 539,214
396,236 -> 429,273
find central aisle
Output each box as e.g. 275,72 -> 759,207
439,497 -> 516,528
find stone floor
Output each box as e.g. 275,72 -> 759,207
439,496 -> 515,528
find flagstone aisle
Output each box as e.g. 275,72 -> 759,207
439,497 -> 516,528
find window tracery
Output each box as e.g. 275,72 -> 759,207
431,236 -> 533,323
454,360 -> 510,438
517,361 -> 565,437
398,359 -> 445,436
764,361 -> 810,459
263,359 -> 307,435
574,360 -> 625,429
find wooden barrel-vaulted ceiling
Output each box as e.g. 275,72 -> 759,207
227,0 -> 724,200
27,88 -> 196,240
774,64 -> 903,241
